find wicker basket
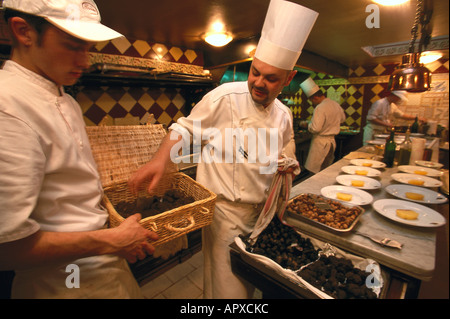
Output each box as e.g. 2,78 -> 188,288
86,124 -> 216,246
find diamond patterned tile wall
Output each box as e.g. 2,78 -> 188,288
78,86 -> 192,126
72,35 -> 211,127
91,38 -> 204,66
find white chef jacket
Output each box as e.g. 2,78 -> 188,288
170,81 -> 294,204
170,81 -> 295,298
0,61 -> 141,299
305,98 -> 345,173
363,97 -> 405,144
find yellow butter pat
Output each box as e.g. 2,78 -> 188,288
405,192 -> 424,201
355,170 -> 368,176
408,179 -> 425,186
396,209 -> 419,220
336,192 -> 353,201
414,170 -> 427,175
362,162 -> 373,167
351,180 -> 365,187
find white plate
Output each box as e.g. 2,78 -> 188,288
367,140 -> 385,145
372,199 -> 446,227
350,159 -> 386,169
394,136 -> 405,144
374,134 -> 389,139
385,184 -> 448,204
321,185 -> 373,205
410,133 -> 425,137
397,165 -> 443,177
391,173 -> 443,188
415,160 -> 444,169
341,165 -> 381,177
336,175 -> 382,190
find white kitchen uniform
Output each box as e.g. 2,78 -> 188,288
304,98 -> 346,173
363,97 -> 405,145
0,61 -> 142,299
170,81 -> 294,298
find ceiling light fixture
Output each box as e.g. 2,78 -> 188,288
204,31 -> 233,47
388,0 -> 433,93
372,0 -> 409,6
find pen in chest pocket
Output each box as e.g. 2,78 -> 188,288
238,146 -> 248,159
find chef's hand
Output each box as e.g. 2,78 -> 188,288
128,159 -> 165,195
112,213 -> 159,263
278,166 -> 296,176
299,120 -> 309,129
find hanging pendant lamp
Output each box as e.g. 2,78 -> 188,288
388,0 -> 433,93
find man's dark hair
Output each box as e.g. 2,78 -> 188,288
310,89 -> 324,99
3,8 -> 51,45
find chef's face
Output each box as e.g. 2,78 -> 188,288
28,24 -> 93,86
248,58 -> 296,107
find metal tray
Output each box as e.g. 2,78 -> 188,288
285,193 -> 365,233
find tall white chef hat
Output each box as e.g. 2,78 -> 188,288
300,77 -> 320,98
254,0 -> 318,70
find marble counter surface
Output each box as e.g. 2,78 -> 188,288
288,155 -> 448,281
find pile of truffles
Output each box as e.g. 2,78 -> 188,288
115,189 -> 195,219
286,194 -> 362,230
298,255 -> 378,299
240,218 -> 320,271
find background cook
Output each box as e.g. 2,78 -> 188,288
363,90 -> 427,145
299,77 -> 346,174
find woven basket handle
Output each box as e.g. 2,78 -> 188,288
165,215 -> 195,232
198,207 -> 210,215
147,222 -> 157,232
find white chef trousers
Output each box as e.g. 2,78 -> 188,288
12,255 -> 143,299
202,198 -> 262,299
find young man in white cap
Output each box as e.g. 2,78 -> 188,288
363,90 -> 427,145
299,77 -> 346,174
129,0 -> 318,298
0,0 -> 158,298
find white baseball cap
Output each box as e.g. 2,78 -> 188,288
2,0 -> 123,42
391,90 -> 408,102
254,0 -> 318,70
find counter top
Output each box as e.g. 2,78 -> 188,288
287,154 -> 448,281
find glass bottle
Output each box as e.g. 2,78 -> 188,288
398,127 -> 412,165
383,128 -> 396,168
411,116 -> 419,133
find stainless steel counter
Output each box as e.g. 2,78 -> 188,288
288,154 -> 448,281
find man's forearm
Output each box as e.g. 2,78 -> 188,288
0,229 -> 116,270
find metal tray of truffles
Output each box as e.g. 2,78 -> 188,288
285,193 -> 365,233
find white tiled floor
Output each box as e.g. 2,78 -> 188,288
140,251 -> 205,299
140,250 -> 263,299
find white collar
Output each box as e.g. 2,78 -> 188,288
3,60 -> 63,97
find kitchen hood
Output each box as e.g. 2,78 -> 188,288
82,63 -> 215,87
